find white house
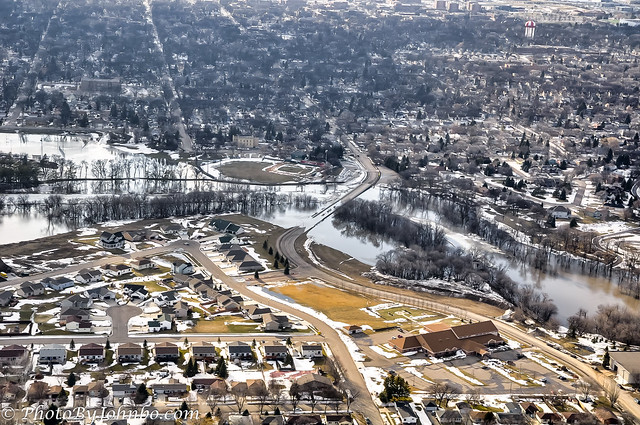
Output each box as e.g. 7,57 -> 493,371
171,261 -> 194,275
300,344 -> 323,359
42,277 -> 75,291
610,351 -> 640,385
549,205 -> 571,219
396,402 -> 418,424
38,345 -> 66,364
75,269 -> 102,284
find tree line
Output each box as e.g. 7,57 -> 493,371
13,190 -> 314,226
334,198 -> 558,325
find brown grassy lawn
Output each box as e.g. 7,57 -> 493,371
185,316 -> 261,333
273,282 -> 393,329
217,161 -> 296,184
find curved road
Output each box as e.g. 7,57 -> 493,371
276,229 -> 640,422
1,240 -> 383,425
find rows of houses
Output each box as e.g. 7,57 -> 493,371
389,320 -> 505,357
31,339 -> 323,367
398,399 -> 621,425
218,243 -> 264,273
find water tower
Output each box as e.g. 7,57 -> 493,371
525,20 -> 536,39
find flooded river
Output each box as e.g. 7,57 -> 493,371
0,134 -> 638,322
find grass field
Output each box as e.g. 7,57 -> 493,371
185,316 -> 261,333
217,161 -> 296,184
273,282 -> 394,329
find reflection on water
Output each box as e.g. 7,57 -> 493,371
0,171 -> 638,322
0,211 -> 70,245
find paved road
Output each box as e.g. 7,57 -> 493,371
107,305 -> 142,342
181,244 -> 383,425
276,231 -> 640,422
2,240 -> 383,425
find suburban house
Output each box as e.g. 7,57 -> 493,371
159,223 -> 183,234
17,281 -> 45,298
295,374 -> 334,394
438,410 -> 463,425
156,290 -> 180,307
104,263 -> 132,277
548,205 -> 571,219
78,343 -> 105,363
287,416 -> 322,425
300,344 -> 323,359
211,218 -> 245,235
171,261 -> 194,275
326,416 -> 353,425
609,351 -> 640,385
65,319 -> 93,332
244,305 -> 272,320
262,313 -> 292,331
86,286 -> 116,301
59,308 -> 91,324
228,341 -> 253,360
0,344 -> 28,366
263,344 -> 289,361
520,402 -> 540,417
112,383 -> 137,398
593,409 -> 619,425
561,412 -> 597,425
39,344 -> 66,364
218,294 -> 243,312
154,342 -> 179,362
536,412 -> 563,424
148,318 -> 172,333
344,325 -> 363,335
389,320 -> 505,357
219,234 -> 240,245
99,231 -> 125,249
238,260 -> 265,273
75,268 -> 102,284
191,377 -> 219,390
191,342 -> 217,361
122,230 -> 158,242
41,276 -> 75,291
193,281 -> 215,299
117,343 -> 143,362
60,294 -> 93,310
123,284 -> 148,300
0,290 -> 14,307
87,381 -> 108,398
151,379 -> 188,395
396,402 -> 418,424
172,301 -> 191,318
246,379 -> 267,396
131,258 -> 155,271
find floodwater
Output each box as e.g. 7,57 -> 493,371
0,136 -> 638,322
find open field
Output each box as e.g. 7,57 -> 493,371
217,161 -> 298,184
185,316 -> 261,333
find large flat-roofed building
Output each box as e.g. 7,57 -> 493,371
79,77 -> 122,94
389,320 -> 505,357
233,135 -> 259,148
609,351 -> 640,384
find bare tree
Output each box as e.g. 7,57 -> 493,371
576,379 -> 593,401
604,380 -> 620,407
205,382 -> 228,416
255,383 -> 270,414
289,382 -> 302,411
268,379 -> 285,409
231,383 -> 248,413
429,382 -> 460,407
